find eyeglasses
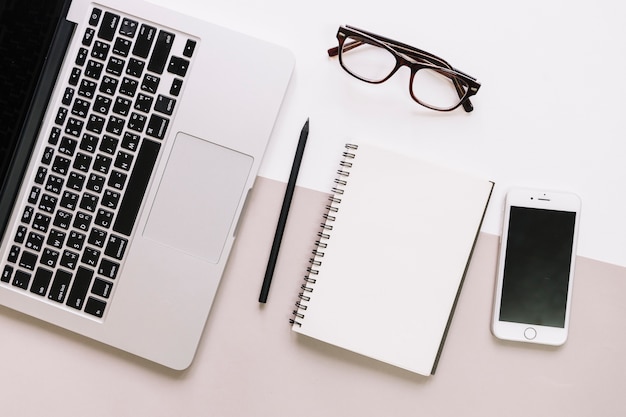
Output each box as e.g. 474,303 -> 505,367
328,25 -> 481,112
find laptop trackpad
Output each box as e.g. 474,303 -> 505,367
143,133 -> 252,263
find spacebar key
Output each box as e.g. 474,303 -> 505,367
113,139 -> 161,236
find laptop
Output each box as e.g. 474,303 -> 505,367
0,0 -> 294,369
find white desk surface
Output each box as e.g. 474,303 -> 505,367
149,0 -> 626,269
2,0 -> 626,415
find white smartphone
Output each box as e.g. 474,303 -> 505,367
492,188 -> 581,346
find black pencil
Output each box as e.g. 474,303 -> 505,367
258,118 -> 310,303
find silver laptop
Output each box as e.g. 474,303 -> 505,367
0,0 -> 294,369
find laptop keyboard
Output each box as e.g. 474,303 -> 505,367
0,7 -> 195,319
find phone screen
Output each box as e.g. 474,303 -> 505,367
499,206 -> 577,328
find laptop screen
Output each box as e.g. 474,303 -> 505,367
0,0 -> 67,186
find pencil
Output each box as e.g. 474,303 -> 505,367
258,118 -> 310,303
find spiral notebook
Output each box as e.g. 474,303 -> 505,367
291,143 -> 494,376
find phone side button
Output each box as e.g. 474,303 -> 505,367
524,327 -> 537,340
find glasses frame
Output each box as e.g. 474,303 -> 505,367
328,25 -> 481,112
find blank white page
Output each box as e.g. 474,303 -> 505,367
293,142 -> 494,376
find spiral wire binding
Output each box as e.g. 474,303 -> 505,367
290,144 -> 358,326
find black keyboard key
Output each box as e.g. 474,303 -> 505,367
76,48 -> 88,66
99,135 -> 119,155
119,18 -> 138,38
67,266 -> 94,310
133,24 -> 157,58
100,76 -> 118,95
128,112 -> 147,133
168,56 -> 189,77
95,208 -> 114,228
183,39 -> 197,58
92,41 -> 110,61
34,167 -> 47,184
74,211 -> 93,231
73,152 -> 92,172
134,94 -> 153,113
106,57 -> 125,76
59,137 -> 78,156
1,265 -> 13,283
49,127 -> 61,145
121,132 -> 140,151
30,267 -> 53,296
79,193 -> 99,212
86,114 -> 105,134
69,68 -> 81,86
63,87 -> 75,105
126,58 -> 145,78
170,78 -> 183,96
28,185 -> 41,204
88,228 -> 107,248
154,95 -> 176,115
38,194 -> 57,213
107,170 -> 127,190
25,232 -> 44,252
67,230 -> 86,250
105,235 -> 128,260
98,12 -> 120,41
32,212 -> 51,231
14,226 -> 27,243
65,118 -> 84,138
55,107 -> 68,125
49,270 -> 72,303
78,79 -> 97,99
7,245 -> 20,263
47,229 -> 66,247
19,250 -> 38,270
148,30 -> 175,74
113,97 -> 131,116
53,211 -> 72,230
141,74 -> 160,94
52,156 -> 71,175
21,206 -> 34,224
82,28 -> 95,46
67,172 -> 86,191
40,248 -> 60,268
80,134 -> 99,153
113,37 -> 131,57
119,77 -> 138,97
89,8 -> 102,26
101,190 -> 120,210
86,173 -> 106,193
60,249 -> 79,270
85,60 -> 104,80
72,98 -> 90,118
84,297 -> 106,318
92,278 -> 113,298
94,95 -> 113,115
12,270 -> 31,290
98,258 -> 119,279
146,114 -> 169,139
41,146 -> 54,165
114,151 -> 133,171
113,139 -> 160,236
81,247 -> 100,268
60,191 -> 79,211
106,116 -> 125,136
93,154 -> 112,174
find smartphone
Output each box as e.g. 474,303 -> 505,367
492,188 -> 581,346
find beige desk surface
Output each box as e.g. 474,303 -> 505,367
1,177 -> 624,416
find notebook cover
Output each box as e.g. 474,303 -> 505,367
291,142 -> 494,376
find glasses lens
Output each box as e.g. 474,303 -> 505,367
410,68 -> 468,110
340,36 -> 397,83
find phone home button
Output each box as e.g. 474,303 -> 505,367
524,327 -> 537,340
